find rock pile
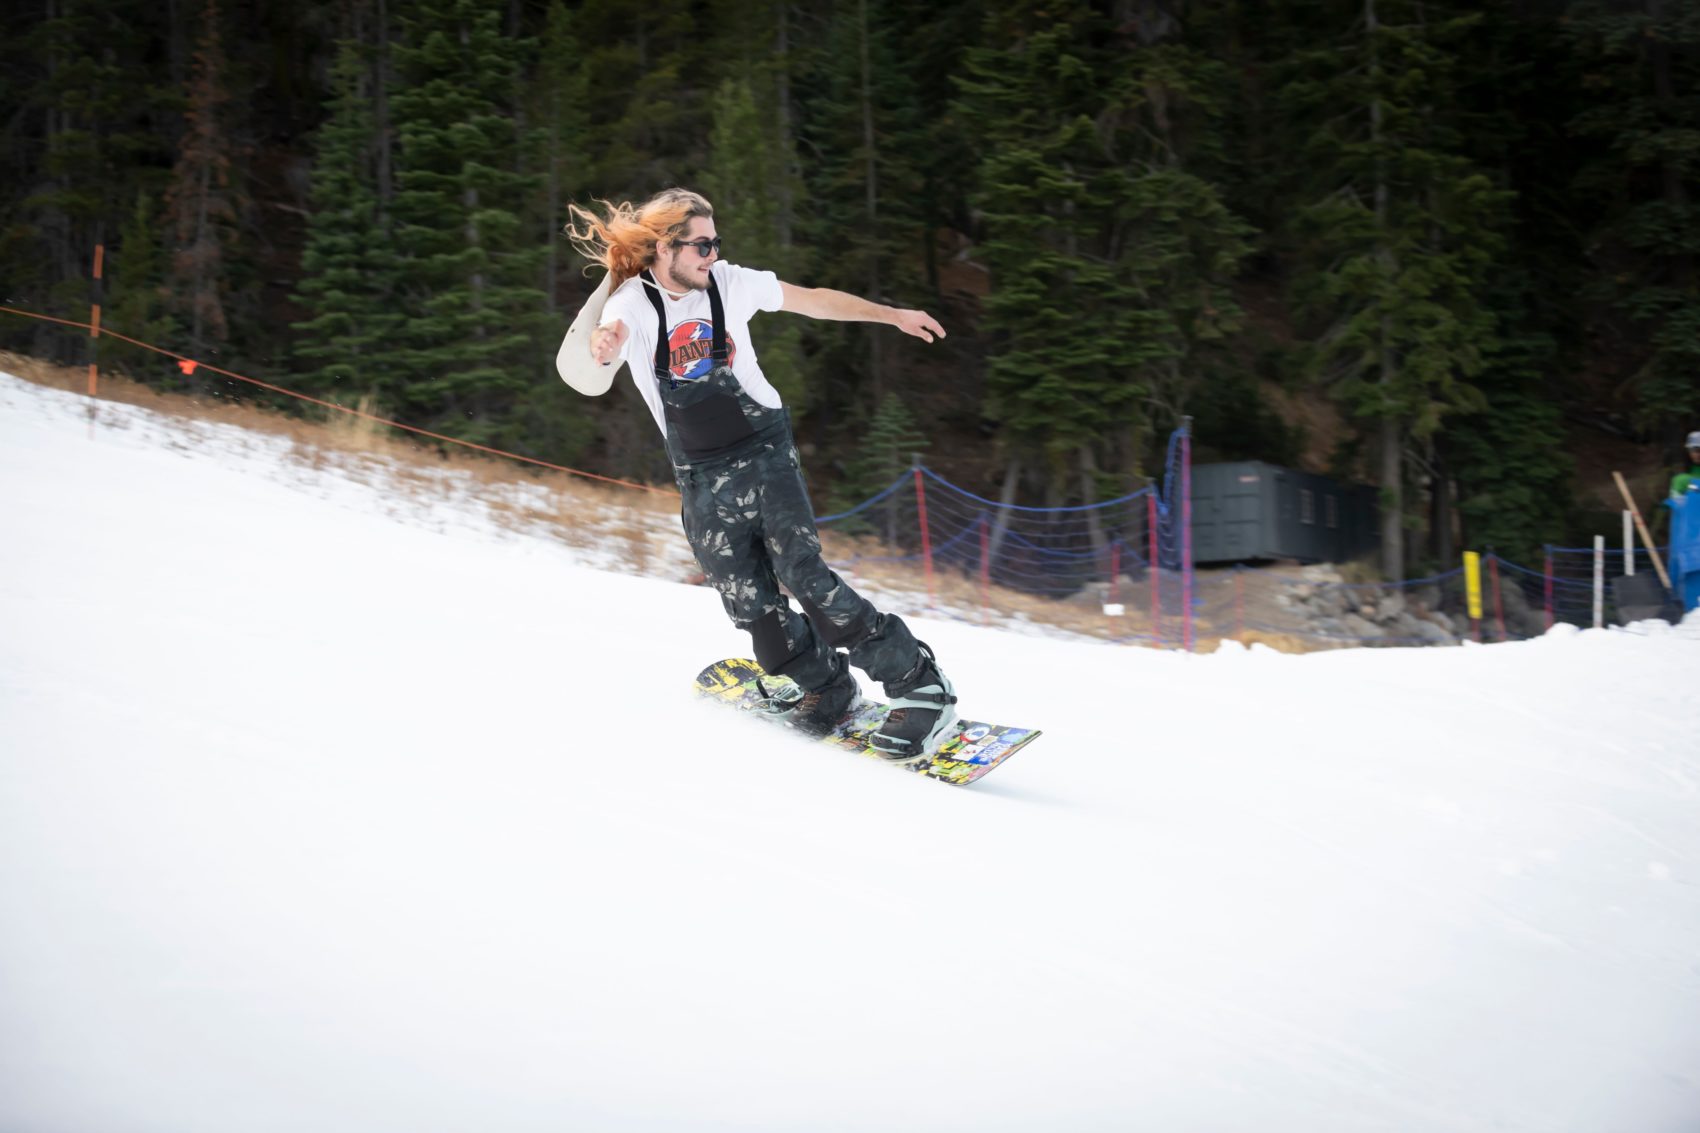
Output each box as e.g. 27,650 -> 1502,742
1273,564 -> 1544,646
1064,562 -> 1552,647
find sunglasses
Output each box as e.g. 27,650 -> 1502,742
674,236 -> 723,259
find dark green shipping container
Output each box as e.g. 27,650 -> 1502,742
1190,462 -> 1379,565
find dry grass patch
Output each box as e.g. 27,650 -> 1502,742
4,351 -> 1340,650
322,391 -> 392,456
4,349 -> 679,533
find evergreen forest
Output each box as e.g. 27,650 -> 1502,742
4,0 -> 1698,578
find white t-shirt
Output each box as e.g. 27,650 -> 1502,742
601,261 -> 787,435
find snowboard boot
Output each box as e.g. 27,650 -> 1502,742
869,642 -> 957,763
786,653 -> 858,738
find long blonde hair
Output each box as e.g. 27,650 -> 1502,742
564,189 -> 714,288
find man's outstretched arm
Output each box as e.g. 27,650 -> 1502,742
778,282 -> 946,343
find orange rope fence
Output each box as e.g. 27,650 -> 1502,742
0,303 -> 674,497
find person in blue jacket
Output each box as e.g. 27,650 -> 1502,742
1666,431 -> 1700,612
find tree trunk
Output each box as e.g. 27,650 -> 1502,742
1079,445 -> 1109,588
774,0 -> 795,254
1379,417 -> 1404,581
1368,0 -> 1404,580
43,0 -> 74,361
191,160 -> 210,352
857,0 -> 882,400
987,456 -> 1021,564
167,0 -> 188,94
545,122 -> 560,317
466,186 -> 483,320
1647,0 -> 1692,290
1435,478 -> 1455,568
373,0 -> 393,224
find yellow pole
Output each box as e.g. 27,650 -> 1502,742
1463,551 -> 1483,642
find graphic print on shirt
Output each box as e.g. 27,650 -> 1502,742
668,320 -> 738,383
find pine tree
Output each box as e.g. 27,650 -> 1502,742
832,393 -> 927,542
1282,0 -> 1507,579
291,39 -> 405,407
568,0 -> 723,193
901,0 -> 982,294
1439,282 -> 1572,566
701,77 -> 791,281
794,0 -> 931,407
957,0 -> 1216,496
534,0 -> 591,319
102,189 -> 177,375
389,0 -> 548,447
508,0 -> 602,466
10,0 -> 172,362
1429,7 -> 1580,568
1101,6 -> 1254,448
701,75 -> 806,409
1565,0 -> 1700,438
162,0 -> 238,366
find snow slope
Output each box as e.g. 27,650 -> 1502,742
2,371 -> 1698,1133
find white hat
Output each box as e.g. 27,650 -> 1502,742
555,273 -> 619,396
1687,430 -> 1700,449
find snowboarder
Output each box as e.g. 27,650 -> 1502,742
556,188 -> 957,761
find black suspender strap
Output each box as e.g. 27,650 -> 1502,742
639,270 -> 672,383
639,268 -> 728,389
706,273 -> 727,364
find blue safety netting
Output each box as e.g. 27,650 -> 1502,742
809,425 -> 1687,649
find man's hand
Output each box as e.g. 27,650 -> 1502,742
891,308 -> 946,344
590,319 -> 628,365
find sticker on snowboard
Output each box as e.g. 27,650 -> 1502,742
693,657 -> 1039,786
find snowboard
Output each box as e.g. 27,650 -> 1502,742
693,657 -> 1039,786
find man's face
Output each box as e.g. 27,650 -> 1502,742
1689,447 -> 1700,466
656,217 -> 719,293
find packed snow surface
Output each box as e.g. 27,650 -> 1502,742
2,371 -> 1698,1132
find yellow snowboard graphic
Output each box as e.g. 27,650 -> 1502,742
693,657 -> 1039,786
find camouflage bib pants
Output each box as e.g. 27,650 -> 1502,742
641,269 -> 922,694
665,368 -> 920,694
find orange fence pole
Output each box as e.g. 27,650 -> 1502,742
913,463 -> 935,611
87,243 -> 104,398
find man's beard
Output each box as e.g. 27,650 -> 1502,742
667,260 -> 708,293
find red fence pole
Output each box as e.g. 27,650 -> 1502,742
914,464 -> 935,611
1235,568 -> 1245,642
1148,493 -> 1160,648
